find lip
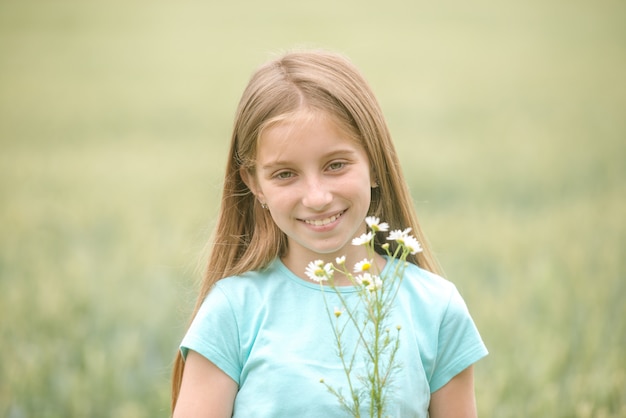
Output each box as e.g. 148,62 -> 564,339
300,210 -> 346,227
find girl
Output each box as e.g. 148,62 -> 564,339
171,50 -> 487,418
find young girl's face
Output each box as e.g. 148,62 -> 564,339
249,111 -> 375,271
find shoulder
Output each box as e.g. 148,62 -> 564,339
187,261 -> 285,352
214,259 -> 281,289
398,262 -> 488,391
401,262 -> 457,305
396,261 -> 476,330
403,261 -> 453,289
206,259 -> 290,308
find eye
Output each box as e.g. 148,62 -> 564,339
327,161 -> 346,171
274,170 -> 295,180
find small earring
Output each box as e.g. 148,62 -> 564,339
261,202 -> 268,210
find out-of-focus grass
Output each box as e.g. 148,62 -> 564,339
1,0 -> 624,417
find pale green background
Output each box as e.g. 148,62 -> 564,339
1,0 -> 624,416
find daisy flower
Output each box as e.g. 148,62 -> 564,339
365,216 -> 389,232
403,235 -> 423,254
355,272 -> 373,287
386,228 -> 413,244
353,258 -> 373,273
352,232 -> 374,246
305,260 -> 333,283
366,276 -> 383,292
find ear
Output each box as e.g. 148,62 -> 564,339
370,172 -> 379,188
240,167 -> 265,202
369,166 -> 379,188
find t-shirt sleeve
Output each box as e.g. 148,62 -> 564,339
180,285 -> 242,384
429,284 -> 488,393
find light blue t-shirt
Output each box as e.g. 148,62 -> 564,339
181,258 -> 487,417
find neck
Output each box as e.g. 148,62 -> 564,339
281,249 -> 386,287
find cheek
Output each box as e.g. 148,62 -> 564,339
261,184 -> 293,208
358,167 -> 375,191
254,176 -> 275,198
345,172 -> 374,204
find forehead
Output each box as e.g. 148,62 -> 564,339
256,111 -> 366,166
260,109 -> 359,145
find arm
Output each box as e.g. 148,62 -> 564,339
173,350 -> 238,418
428,365 -> 477,418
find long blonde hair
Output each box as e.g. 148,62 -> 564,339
171,49 -> 441,411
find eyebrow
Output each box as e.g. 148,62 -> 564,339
259,148 -> 359,171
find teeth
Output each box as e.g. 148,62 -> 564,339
305,212 -> 342,226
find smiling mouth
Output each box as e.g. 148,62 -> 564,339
302,211 -> 345,227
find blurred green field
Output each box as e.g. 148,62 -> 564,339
1,0 -> 624,417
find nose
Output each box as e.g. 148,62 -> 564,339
301,176 -> 332,210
